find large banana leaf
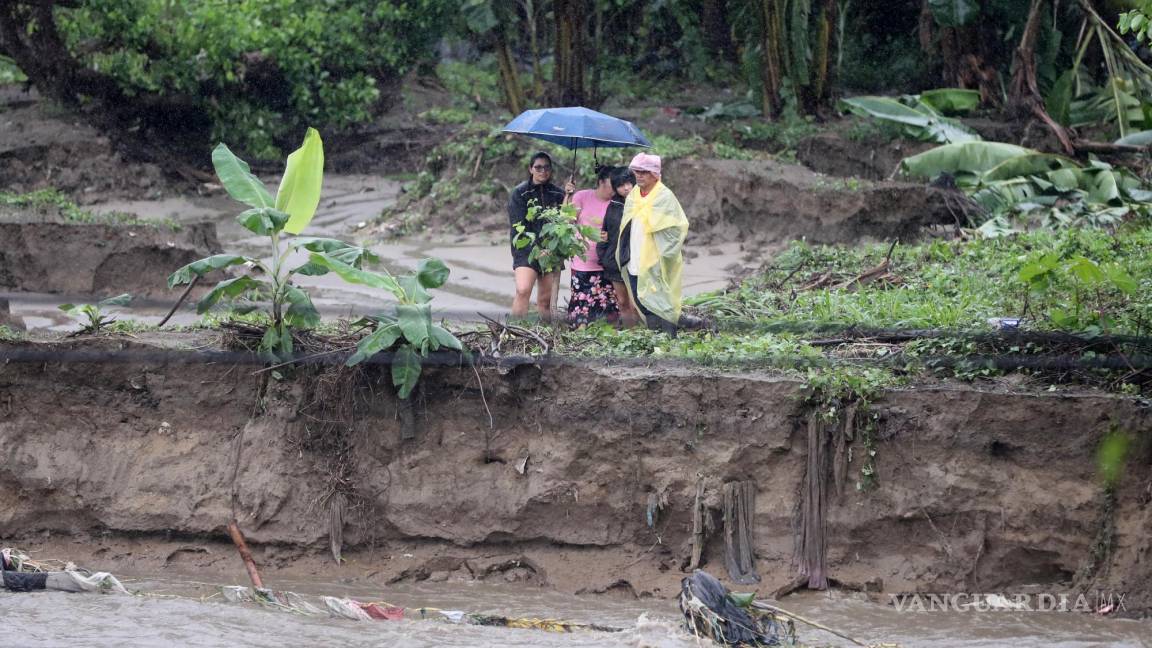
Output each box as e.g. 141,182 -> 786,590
981,154 -> 1079,182
840,96 -> 980,144
279,128 -> 325,235
212,144 -> 274,209
919,88 -> 980,115
900,142 -> 1033,178
392,345 -> 423,399
1069,78 -> 1146,132
1114,129 -> 1152,146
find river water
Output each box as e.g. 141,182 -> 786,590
3,572 -> 1149,647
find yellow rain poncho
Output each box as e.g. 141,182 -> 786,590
617,181 -> 689,325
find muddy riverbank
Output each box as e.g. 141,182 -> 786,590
2,337 -> 1149,617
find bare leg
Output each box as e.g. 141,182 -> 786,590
512,266 -> 538,318
612,280 -> 638,327
551,270 -> 562,316
537,270 -> 560,321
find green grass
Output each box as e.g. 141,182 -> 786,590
0,189 -> 181,230
0,325 -> 24,342
689,226 -> 1152,337
418,107 -> 473,125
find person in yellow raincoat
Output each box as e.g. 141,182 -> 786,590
616,153 -> 688,335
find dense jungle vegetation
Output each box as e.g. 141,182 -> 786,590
4,0 -> 1152,157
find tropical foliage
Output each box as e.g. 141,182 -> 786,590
0,0 -> 449,157
59,294 -> 132,334
169,129 -> 337,358
899,141 -> 1152,233
309,255 -> 462,399
840,90 -> 980,144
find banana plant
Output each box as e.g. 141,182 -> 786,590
168,128 -> 376,359
1045,0 -> 1152,139
900,141 -> 1152,234
306,254 -> 463,399
59,293 -> 132,334
840,91 -> 981,144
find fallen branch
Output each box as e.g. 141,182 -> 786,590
1073,140 -> 1149,155
479,313 -> 551,355
158,275 -> 199,327
797,270 -> 834,291
227,520 -> 264,590
835,240 -> 898,290
751,600 -> 870,647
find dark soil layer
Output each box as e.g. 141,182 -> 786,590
0,221 -> 220,297
1,338 -> 1150,612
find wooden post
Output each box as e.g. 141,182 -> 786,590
227,519 -> 264,589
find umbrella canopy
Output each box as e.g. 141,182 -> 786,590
502,107 -> 651,150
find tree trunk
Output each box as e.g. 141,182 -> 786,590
494,29 -> 524,115
1007,0 -> 1074,155
553,0 -> 587,105
521,0 -> 545,102
702,0 -> 737,64
810,0 -> 838,113
760,0 -> 784,117
1009,0 -> 1046,112
589,0 -> 604,106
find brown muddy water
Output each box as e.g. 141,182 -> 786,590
2,574 -> 1148,647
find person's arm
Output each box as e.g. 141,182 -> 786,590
653,227 -> 684,258
508,185 -> 528,229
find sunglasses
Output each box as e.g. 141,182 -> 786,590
532,165 -> 552,171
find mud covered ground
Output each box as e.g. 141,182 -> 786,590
1,337 -> 1150,615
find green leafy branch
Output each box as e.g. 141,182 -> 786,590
512,201 -> 598,274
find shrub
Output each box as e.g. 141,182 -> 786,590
59,0 -> 450,158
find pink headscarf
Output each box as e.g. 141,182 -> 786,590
629,153 -> 662,177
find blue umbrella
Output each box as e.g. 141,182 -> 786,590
502,106 -> 651,175
502,106 -> 652,149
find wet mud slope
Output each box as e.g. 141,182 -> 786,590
0,221 -> 220,297
673,159 -> 956,245
1,339 -> 1149,612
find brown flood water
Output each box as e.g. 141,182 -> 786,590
2,572 -> 1148,647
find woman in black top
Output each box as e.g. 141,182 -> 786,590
595,167 -> 637,326
508,151 -> 566,319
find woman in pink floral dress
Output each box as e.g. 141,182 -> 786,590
566,165 -> 620,327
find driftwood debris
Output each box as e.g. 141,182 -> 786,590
797,241 -> 901,292
227,519 -> 265,589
